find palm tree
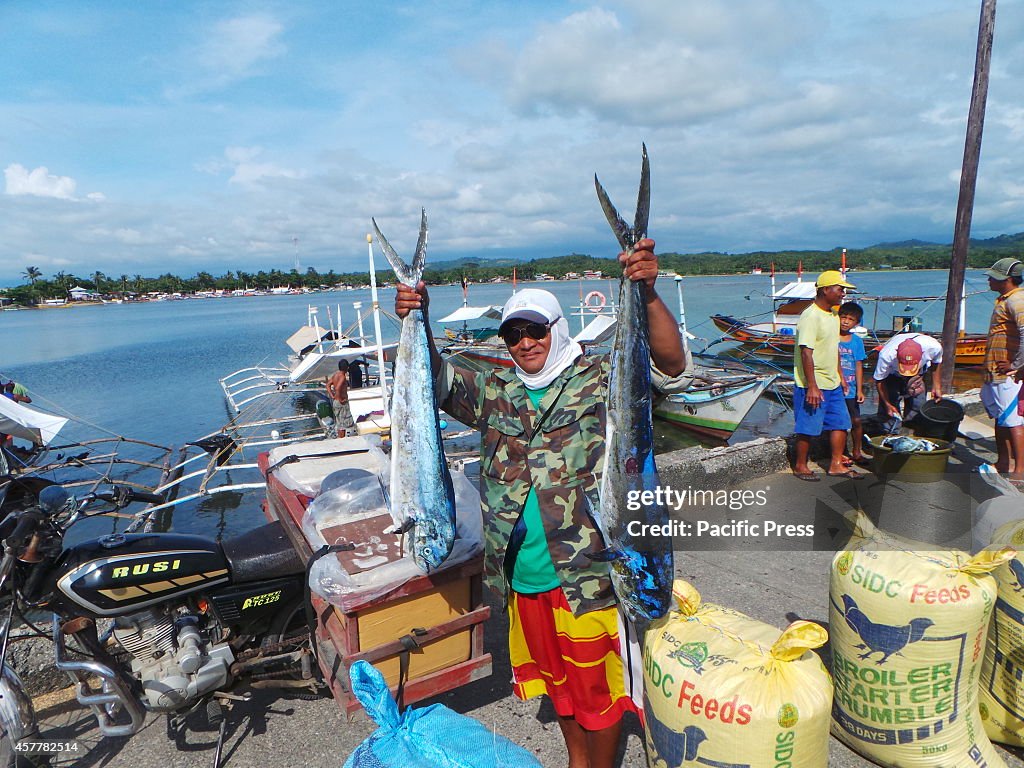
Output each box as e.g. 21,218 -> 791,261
93,271 -> 105,294
22,266 -> 42,286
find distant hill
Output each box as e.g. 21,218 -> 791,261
867,239 -> 940,249
6,231 -> 1024,304
428,256 -> 521,270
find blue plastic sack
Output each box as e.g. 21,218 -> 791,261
343,660 -> 542,768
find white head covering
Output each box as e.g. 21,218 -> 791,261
500,289 -> 583,389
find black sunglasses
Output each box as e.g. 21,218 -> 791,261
499,322 -> 551,346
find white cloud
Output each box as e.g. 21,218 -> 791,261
5,164 -> 77,199
200,14 -> 285,79
168,13 -> 286,97
216,146 -> 305,186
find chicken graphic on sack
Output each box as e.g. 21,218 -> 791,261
643,692 -> 752,768
840,594 -> 934,664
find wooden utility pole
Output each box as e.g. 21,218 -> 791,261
941,0 -> 997,394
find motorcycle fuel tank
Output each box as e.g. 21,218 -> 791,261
56,533 -> 231,616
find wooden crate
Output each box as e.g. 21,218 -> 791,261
258,452 -> 492,716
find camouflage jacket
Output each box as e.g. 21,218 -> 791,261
438,353 -> 691,616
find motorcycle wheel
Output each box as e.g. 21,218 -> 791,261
259,603 -> 323,696
263,602 -> 309,652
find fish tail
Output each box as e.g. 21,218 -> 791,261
372,209 -> 428,287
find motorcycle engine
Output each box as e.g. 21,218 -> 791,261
111,607 -> 235,711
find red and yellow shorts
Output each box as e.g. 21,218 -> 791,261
508,588 -> 638,731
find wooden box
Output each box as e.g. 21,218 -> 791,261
258,452 -> 492,716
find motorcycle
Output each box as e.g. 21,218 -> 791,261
0,483 -> 314,767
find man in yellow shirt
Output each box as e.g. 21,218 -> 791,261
792,270 -> 862,480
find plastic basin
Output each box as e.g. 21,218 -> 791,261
913,398 -> 965,443
868,435 -> 952,482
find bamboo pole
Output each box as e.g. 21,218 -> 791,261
941,0 -> 997,393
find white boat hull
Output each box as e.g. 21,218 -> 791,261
654,375 -> 776,440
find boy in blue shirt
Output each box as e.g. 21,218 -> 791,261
838,302 -> 868,466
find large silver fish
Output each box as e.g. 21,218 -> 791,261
373,210 -> 456,572
592,145 -> 674,623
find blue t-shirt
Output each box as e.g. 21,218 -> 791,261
839,334 -> 867,399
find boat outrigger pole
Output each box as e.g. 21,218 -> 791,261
367,232 -> 391,407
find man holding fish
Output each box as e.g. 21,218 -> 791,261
394,238 -> 689,768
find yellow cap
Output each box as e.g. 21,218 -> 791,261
815,270 -> 855,289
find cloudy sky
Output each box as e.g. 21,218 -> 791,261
2,0 -> 1023,284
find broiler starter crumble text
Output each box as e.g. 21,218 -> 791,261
833,651 -> 955,724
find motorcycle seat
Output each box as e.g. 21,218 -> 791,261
222,521 -> 305,582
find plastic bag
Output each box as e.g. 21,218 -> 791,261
644,580 -> 832,768
343,661 -> 541,768
830,511 -> 1014,767
302,457 -> 482,608
973,464 -> 1024,553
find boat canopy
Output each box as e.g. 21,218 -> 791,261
288,343 -> 399,383
437,306 -> 502,324
0,397 -> 68,445
574,314 -> 616,345
772,281 -> 817,300
285,325 -> 340,355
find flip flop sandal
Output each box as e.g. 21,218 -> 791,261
793,472 -> 821,482
827,470 -> 864,480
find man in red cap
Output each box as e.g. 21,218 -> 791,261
873,333 -> 943,432
981,257 -> 1024,477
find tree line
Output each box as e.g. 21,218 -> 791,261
5,234 -> 1022,306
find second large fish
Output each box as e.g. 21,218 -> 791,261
373,210 -> 456,572
593,146 -> 674,623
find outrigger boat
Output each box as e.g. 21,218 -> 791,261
654,372 -> 779,441
706,265 -> 987,366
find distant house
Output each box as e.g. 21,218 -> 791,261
878,264 -> 892,270
68,285 -> 95,301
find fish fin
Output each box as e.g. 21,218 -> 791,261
372,215 -> 425,287
633,144 -> 650,240
385,516 -> 416,535
586,547 -> 624,562
594,174 -> 633,252
411,208 -> 428,280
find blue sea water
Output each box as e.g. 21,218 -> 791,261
0,269 -> 997,538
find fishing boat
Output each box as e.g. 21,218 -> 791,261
706,267 -> 987,366
654,373 -> 778,441
0,393 -> 174,529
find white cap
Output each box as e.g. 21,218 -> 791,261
499,289 -> 563,330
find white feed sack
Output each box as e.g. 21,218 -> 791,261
644,580 -> 832,768
830,511 -> 1014,767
